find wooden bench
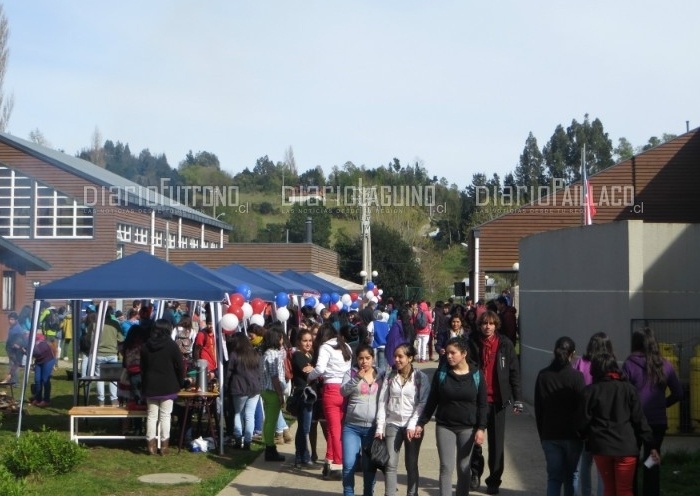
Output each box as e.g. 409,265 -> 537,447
68,406 -> 158,447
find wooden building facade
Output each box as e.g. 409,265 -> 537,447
469,127 -> 700,300
0,132 -> 231,318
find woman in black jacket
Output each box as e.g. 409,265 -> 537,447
576,353 -> 658,496
534,336 -> 585,496
141,318 -> 184,455
226,332 -> 261,450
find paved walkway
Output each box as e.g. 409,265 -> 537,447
218,361 -> 545,496
217,360 -> 699,496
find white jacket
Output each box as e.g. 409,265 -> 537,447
376,367 -> 430,434
307,338 -> 351,384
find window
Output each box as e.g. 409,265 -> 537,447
152,230 -> 163,247
189,238 -> 199,249
134,227 -> 148,245
2,271 -> 15,310
202,239 -> 209,248
0,167 -> 33,237
210,241 -> 219,249
179,236 -> 188,249
34,183 -> 94,238
117,223 -> 132,242
168,233 -> 176,249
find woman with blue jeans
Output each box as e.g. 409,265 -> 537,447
340,344 -> 384,496
291,329 -> 316,467
31,334 -> 57,407
226,333 -> 261,449
376,343 -> 429,496
535,336 -> 585,496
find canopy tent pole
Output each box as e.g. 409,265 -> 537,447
71,299 -> 82,406
212,300 -> 225,455
16,299 -> 43,437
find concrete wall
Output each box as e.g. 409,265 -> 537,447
517,220 -> 700,404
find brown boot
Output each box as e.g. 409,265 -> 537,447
147,438 -> 157,455
275,433 -> 284,445
282,428 -> 292,443
160,439 -> 169,456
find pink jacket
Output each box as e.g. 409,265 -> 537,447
415,302 -> 433,335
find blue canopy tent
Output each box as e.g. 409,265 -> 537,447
22,251 -> 229,453
280,270 -> 347,295
217,263 -> 307,294
180,262 -> 275,301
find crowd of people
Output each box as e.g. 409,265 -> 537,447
4,293 -> 685,496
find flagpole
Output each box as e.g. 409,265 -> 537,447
581,145 -> 586,226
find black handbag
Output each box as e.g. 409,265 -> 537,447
286,388 -> 303,416
367,437 -> 390,469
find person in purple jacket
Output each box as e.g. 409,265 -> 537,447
622,328 -> 683,496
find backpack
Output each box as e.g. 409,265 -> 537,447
284,348 -> 294,382
174,326 -> 193,356
437,364 -> 480,389
415,310 -> 428,329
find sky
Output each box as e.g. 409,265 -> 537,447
3,1 -> 699,186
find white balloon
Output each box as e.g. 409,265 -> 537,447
220,313 -> 239,331
314,303 -> 325,315
341,293 -> 352,305
366,290 -> 375,300
276,307 -> 290,322
370,296 -> 378,304
378,289 -> 383,296
241,302 -> 253,320
249,314 -> 265,326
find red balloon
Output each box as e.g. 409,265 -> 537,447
372,287 -> 379,296
230,293 -> 245,307
350,292 -> 358,302
227,305 -> 244,321
250,297 -> 266,315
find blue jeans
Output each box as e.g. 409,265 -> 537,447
33,359 -> 55,402
276,409 -> 288,433
232,394 -> 259,444
95,355 -> 118,403
342,423 -> 377,496
541,439 -> 584,496
295,402 -> 313,463
374,348 -> 387,373
254,397 -> 263,432
575,449 -> 603,496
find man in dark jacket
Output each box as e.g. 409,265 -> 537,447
470,310 -> 522,494
495,296 -> 518,346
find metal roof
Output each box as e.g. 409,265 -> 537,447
0,132 -> 231,230
0,236 -> 51,272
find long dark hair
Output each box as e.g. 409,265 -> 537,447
551,336 -> 576,370
591,353 -> 622,383
630,327 -> 666,388
582,332 -> 615,361
230,332 -> 259,370
315,323 -> 352,362
262,326 -> 284,352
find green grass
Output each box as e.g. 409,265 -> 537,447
658,450 -> 700,496
0,371 -> 262,496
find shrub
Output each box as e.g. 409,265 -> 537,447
2,428 -> 87,478
0,463 -> 28,496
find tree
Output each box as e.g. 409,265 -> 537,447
335,223 -> 422,301
28,128 -> 50,147
0,4 -> 13,131
286,200 -> 332,248
543,124 -> 569,181
614,137 -> 635,162
514,132 -> 546,201
283,146 -> 298,176
88,126 -> 105,167
180,150 -> 221,169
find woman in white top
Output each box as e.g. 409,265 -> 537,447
376,343 -> 430,496
307,323 -> 352,479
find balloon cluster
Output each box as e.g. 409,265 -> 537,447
363,281 -> 383,305
220,285 -> 294,334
